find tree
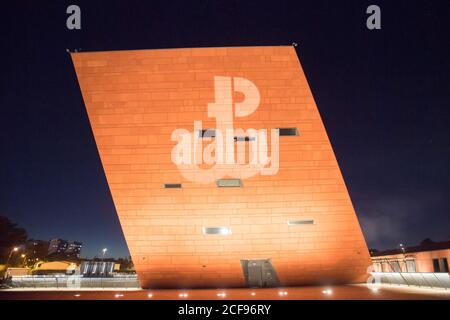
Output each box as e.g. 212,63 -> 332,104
0,216 -> 28,264
420,238 -> 435,246
117,256 -> 134,271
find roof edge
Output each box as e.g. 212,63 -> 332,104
67,44 -> 298,55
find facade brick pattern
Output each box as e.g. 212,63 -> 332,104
72,46 -> 371,288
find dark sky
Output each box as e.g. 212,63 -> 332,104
1,1 -> 449,258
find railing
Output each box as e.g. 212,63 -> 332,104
372,272 -> 450,289
10,274 -> 140,289
11,272 -> 450,290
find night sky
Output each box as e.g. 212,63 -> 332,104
1,1 -> 449,258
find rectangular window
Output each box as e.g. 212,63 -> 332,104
432,258 -> 440,272
406,260 -> 416,273
278,128 -> 299,136
440,258 -> 449,273
234,136 -> 256,142
164,183 -> 182,189
375,262 -> 383,273
389,261 -> 401,272
202,226 -> 231,235
198,129 -> 216,138
287,219 -> 315,225
399,260 -> 407,272
372,262 -> 380,272
216,179 -> 242,187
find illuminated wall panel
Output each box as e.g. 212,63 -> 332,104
72,46 -> 371,288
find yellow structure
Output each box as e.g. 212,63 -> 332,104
33,261 -> 77,275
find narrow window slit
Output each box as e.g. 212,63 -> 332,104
198,129 -> 216,138
202,226 -> 232,235
287,219 -> 314,225
164,183 -> 182,189
216,179 -> 242,188
278,128 -> 299,136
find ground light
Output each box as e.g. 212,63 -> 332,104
148,293 -> 153,298
179,293 -> 189,298
251,292 -> 256,296
114,293 -> 124,298
322,288 -> 333,295
278,291 -> 288,296
217,292 -> 226,298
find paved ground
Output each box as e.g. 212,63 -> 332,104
0,284 -> 449,300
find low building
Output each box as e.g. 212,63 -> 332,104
371,240 -> 450,273
6,267 -> 31,276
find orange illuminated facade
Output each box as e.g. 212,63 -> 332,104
71,46 -> 371,289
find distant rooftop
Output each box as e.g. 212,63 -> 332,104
371,239 -> 450,257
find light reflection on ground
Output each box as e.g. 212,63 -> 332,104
0,284 -> 449,300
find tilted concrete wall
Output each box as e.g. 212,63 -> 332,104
72,46 -> 370,289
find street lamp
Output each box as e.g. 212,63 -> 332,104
20,254 -> 26,267
101,248 -> 108,265
100,248 -> 108,278
399,243 -> 406,272
6,247 -> 19,266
